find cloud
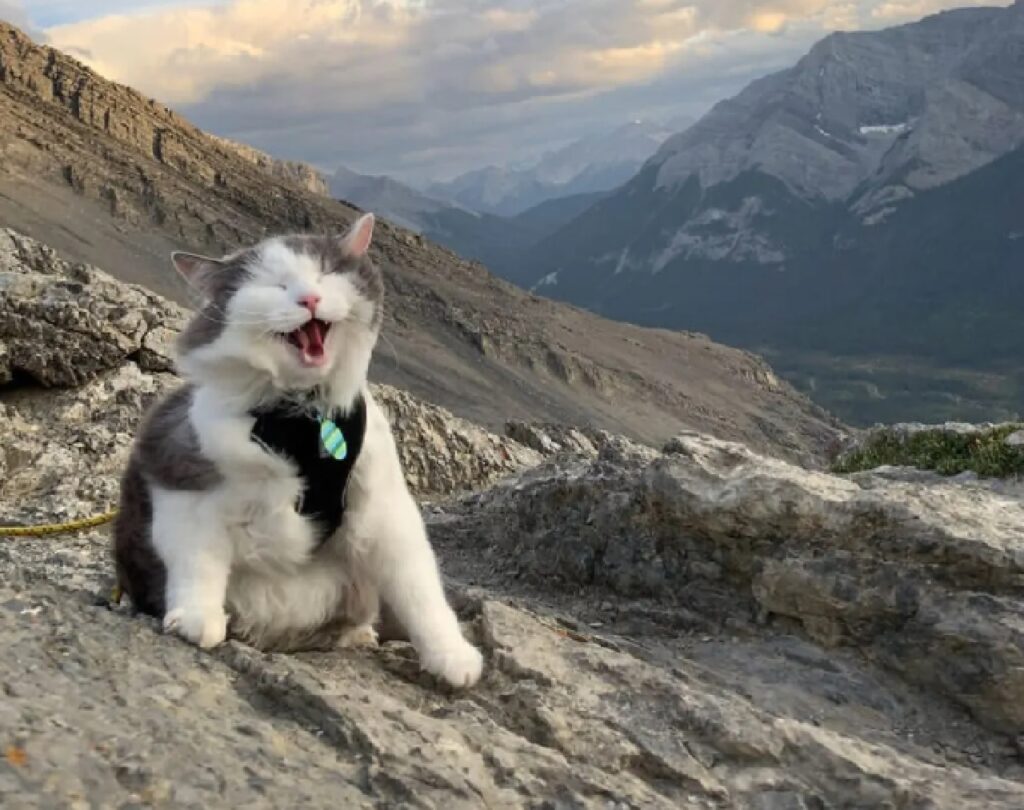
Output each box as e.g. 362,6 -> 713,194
0,0 -> 31,29
38,0 -> 1015,183
46,1 -> 710,108
869,0 -> 1003,21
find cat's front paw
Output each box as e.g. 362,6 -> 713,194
338,623 -> 379,649
420,639 -> 484,688
163,606 -> 228,649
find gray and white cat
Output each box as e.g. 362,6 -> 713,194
113,214 -> 483,688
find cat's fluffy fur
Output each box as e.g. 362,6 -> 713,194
113,214 -> 483,688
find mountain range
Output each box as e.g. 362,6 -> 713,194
0,19 -> 837,463
327,120 -> 684,280
5,1 -> 1018,430
424,119 -> 677,216
329,165 -> 605,277
515,1 -> 1024,424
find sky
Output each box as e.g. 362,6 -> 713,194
1,0 -> 1012,184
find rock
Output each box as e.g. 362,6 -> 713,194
505,420 -> 658,464
3,371 -> 1024,804
433,430 -> 1024,736
3,523 -> 1024,807
210,135 -> 330,197
0,228 -> 186,386
0,364 -> 176,529
374,385 -> 542,499
1006,431 -> 1024,448
505,421 -> 600,456
850,421 -> 1019,444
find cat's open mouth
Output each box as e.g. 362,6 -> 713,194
285,319 -> 330,367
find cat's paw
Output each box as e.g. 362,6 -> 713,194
419,639 -> 484,688
163,606 -> 228,649
338,623 -> 379,649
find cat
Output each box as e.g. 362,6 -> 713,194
113,213 -> 483,688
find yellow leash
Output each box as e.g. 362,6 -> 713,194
0,508 -> 124,603
0,509 -> 119,537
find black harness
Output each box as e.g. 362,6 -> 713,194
250,395 -> 367,547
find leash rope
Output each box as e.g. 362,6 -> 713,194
0,509 -> 119,537
0,509 -> 124,604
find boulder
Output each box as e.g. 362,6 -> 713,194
431,431 -> 1024,736
0,228 -> 185,386
374,385 -> 542,499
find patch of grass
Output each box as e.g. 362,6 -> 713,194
832,424 -> 1024,478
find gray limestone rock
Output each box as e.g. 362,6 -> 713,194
0,228 -> 186,386
374,384 -> 542,499
433,431 -> 1024,736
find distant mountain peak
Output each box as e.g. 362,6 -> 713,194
426,119 -> 678,216
652,1 -> 1024,206
516,3 -> 1024,426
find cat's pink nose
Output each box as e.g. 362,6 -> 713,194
298,294 -> 321,314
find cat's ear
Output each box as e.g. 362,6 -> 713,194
340,213 -> 375,258
171,251 -> 224,293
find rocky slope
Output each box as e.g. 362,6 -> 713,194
0,21 -> 838,464
0,228 -> 541,502
3,238 -> 1024,808
523,2 -> 1024,426
331,165 -> 467,235
209,135 -> 330,197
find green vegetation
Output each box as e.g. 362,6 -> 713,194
763,349 -> 1024,428
833,424 -> 1024,478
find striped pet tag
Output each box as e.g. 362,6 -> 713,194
319,417 -> 348,460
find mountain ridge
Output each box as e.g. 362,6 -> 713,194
426,119 -> 675,216
0,19 -> 839,463
520,1 -> 1024,425
329,164 -> 607,277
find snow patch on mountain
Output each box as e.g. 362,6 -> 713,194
651,197 -> 786,271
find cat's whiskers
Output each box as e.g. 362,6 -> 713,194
192,307 -> 299,328
377,332 -> 402,374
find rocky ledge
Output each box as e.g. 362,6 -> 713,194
1,229 -> 1023,808
0,228 -> 540,503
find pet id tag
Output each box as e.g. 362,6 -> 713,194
319,417 -> 348,460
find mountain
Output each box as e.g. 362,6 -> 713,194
508,190 -> 609,236
330,165 -> 463,234
0,20 -> 839,462
426,119 -> 675,216
330,165 -> 608,278
523,2 -> 1024,425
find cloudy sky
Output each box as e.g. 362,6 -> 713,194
1,0 -> 1011,184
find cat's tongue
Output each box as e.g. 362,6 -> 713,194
290,320 -> 327,366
